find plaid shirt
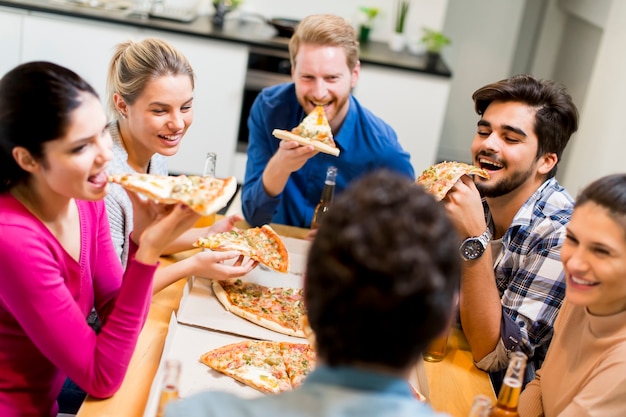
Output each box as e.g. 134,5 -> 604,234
482,177 -> 573,382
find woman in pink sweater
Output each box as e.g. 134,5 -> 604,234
518,173 -> 626,416
0,61 -> 200,416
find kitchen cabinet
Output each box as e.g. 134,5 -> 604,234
354,65 -> 450,173
0,6 -> 24,77
19,11 -> 247,178
22,13 -> 138,101
139,28 -> 248,178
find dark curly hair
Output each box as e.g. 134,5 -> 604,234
305,169 -> 460,370
472,74 -> 579,178
0,61 -> 98,192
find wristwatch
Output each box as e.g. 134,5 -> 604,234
459,228 -> 492,261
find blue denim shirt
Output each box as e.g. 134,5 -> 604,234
242,83 -> 415,228
165,366 -> 449,417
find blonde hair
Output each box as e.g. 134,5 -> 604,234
106,37 -> 195,119
289,14 -> 359,72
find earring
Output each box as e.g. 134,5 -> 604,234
118,111 -> 126,119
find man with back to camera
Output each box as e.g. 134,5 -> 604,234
443,74 -> 579,391
241,14 -> 414,229
166,169 -> 460,417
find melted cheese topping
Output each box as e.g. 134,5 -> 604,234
201,341 -> 315,393
221,280 -> 305,331
291,106 -> 335,146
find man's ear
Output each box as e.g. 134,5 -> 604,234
537,152 -> 558,175
12,146 -> 40,173
350,60 -> 361,88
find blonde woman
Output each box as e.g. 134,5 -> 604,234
105,38 -> 256,294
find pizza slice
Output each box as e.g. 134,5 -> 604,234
211,279 -> 306,338
200,341 -> 292,394
107,173 -> 237,216
279,342 -> 316,388
272,105 -> 340,157
416,161 -> 489,201
194,225 -> 289,273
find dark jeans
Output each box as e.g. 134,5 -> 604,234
57,309 -> 101,414
57,378 -> 86,414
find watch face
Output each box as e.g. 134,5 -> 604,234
460,239 -> 485,260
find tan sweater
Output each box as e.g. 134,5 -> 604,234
518,300 -> 626,417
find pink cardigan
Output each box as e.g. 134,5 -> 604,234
0,194 -> 157,416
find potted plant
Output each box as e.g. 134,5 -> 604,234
389,0 -> 411,52
420,27 -> 451,69
358,6 -> 380,44
212,0 -> 242,28
394,0 -> 411,34
421,27 -> 451,54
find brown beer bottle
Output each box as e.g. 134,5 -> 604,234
311,166 -> 337,229
156,359 -> 181,417
489,351 -> 527,417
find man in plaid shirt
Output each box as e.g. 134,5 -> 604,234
443,74 -> 579,392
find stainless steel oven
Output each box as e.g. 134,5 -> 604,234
236,47 -> 292,153
233,47 -> 292,182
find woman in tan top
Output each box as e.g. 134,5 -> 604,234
518,174 -> 626,416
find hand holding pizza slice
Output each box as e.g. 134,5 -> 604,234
194,225 -> 289,273
272,105 -> 340,157
108,173 -> 237,216
416,161 -> 489,201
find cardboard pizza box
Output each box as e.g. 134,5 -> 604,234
176,237 -> 309,343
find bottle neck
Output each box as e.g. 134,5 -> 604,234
493,380 -> 521,413
203,152 -> 217,177
319,182 -> 335,203
492,352 -> 526,416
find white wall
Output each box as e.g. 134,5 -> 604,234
436,0 -> 527,163
560,0 -> 626,195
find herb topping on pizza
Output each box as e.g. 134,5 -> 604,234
107,173 -> 237,216
416,161 -> 489,201
195,225 -> 289,273
212,279 -> 306,338
272,106 -> 340,157
200,340 -> 316,394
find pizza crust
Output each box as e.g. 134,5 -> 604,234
272,129 -> 340,157
212,280 -> 306,338
198,176 -> 238,216
257,225 -> 290,273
